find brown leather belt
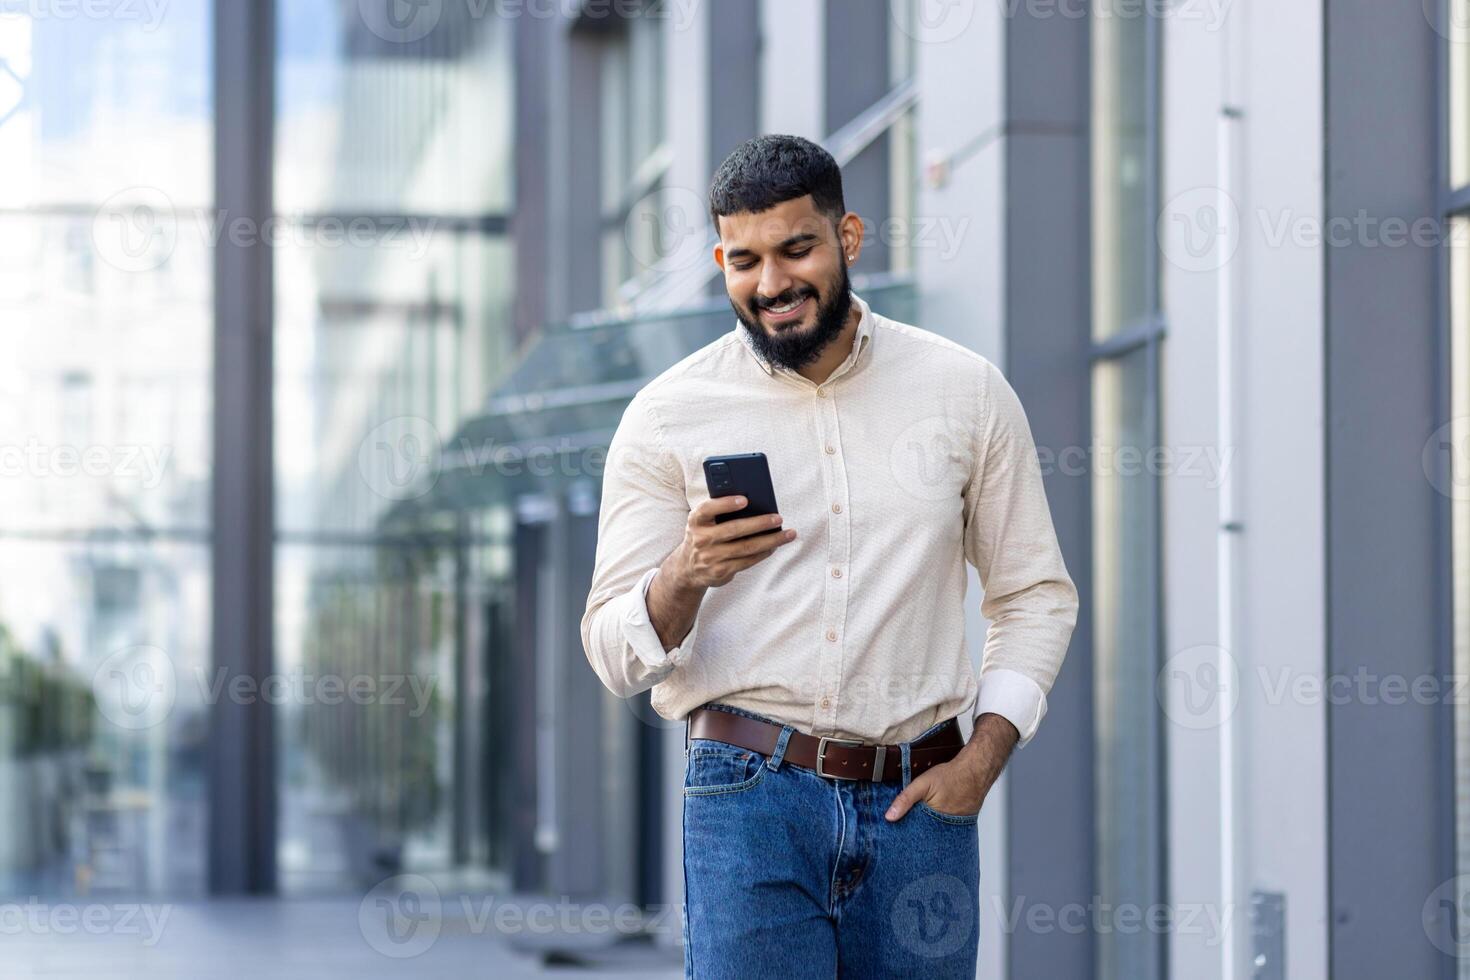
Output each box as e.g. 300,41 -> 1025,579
686,706 -> 964,782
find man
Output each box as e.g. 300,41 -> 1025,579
581,134 -> 1077,978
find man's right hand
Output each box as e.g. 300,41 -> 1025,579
647,496 -> 797,652
667,495 -> 798,590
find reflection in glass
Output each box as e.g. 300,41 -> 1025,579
1092,349 -> 1164,980
273,0 -> 517,893
0,4 -> 212,897
1452,217 -> 1470,977
1092,3 -> 1153,341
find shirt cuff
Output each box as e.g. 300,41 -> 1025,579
974,668 -> 1048,747
623,566 -> 697,673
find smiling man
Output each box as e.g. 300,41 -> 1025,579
581,134 -> 1078,978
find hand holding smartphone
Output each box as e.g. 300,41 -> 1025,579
703,453 -> 782,540
662,453 -> 793,592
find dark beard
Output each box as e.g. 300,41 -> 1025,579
732,263 -> 853,372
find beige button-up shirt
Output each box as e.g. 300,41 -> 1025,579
580,291 -> 1078,746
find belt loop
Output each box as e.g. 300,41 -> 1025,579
766,725 -> 795,771
684,717 -> 691,757
899,740 -> 913,789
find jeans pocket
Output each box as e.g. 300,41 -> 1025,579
916,800 -> 980,826
683,739 -> 766,797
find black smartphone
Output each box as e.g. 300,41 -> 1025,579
702,452 -> 782,540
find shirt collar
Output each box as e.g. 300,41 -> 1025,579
737,289 -> 875,379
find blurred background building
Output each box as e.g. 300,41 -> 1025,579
0,0 -> 1462,977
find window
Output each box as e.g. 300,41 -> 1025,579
0,3 -> 213,896
273,0 -> 515,892
1444,2 -> 1470,971
1091,4 -> 1166,978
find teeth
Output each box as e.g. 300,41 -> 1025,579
768,298 -> 803,314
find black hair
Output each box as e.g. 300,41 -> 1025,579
707,134 -> 846,231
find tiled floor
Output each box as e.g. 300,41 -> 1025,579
4,896 -> 685,978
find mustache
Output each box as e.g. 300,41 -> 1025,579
753,288 -> 815,311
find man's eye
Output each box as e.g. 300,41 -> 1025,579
787,248 -> 814,259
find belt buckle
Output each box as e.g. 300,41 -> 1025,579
815,736 -> 863,780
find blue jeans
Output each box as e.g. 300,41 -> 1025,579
680,705 -> 980,978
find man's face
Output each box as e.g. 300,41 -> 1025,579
715,195 -> 854,371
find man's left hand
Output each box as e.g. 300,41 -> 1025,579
884,713 -> 1019,821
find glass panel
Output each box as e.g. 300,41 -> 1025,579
1451,0 -> 1470,188
0,5 -> 212,896
1092,0 -> 1154,340
1092,347 -> 1164,980
1452,216 -> 1470,976
273,2 -> 518,893
600,16 -> 667,305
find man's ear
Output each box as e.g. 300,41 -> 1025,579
713,243 -> 726,270
838,212 -> 864,259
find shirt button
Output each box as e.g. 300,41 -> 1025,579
830,503 -> 842,514
826,629 -> 838,642
820,696 -> 831,708
831,567 -> 842,578
816,388 -> 828,398
824,445 -> 836,455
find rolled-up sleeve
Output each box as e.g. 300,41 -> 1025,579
581,393 -> 702,698
963,361 -> 1080,746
